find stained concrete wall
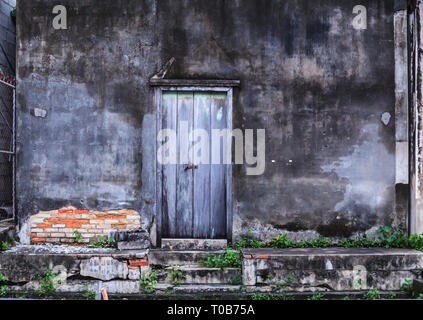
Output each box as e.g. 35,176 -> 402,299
0,0 -> 15,75
410,1 -> 423,235
0,0 -> 14,207
16,0 -> 403,244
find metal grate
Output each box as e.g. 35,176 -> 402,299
0,73 -> 15,221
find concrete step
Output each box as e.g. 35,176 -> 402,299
149,249 -> 223,266
161,238 -> 227,250
153,283 -> 243,293
162,266 -> 241,285
172,284 -> 242,293
241,248 -> 423,291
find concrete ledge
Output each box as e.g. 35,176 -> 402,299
163,266 -> 241,285
149,249 -> 223,266
241,248 -> 423,291
172,284 -> 242,293
2,246 -> 421,294
0,245 -> 149,282
161,239 -> 227,250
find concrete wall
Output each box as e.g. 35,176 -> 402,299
16,0 -> 404,244
0,0 -> 14,207
0,0 -> 15,75
410,1 -> 423,235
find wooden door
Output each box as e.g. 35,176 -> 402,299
161,91 -> 229,239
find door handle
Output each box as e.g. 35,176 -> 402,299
184,165 -> 198,171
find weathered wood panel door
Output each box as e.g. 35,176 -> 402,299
161,91 -> 230,239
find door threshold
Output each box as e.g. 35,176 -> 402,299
161,238 -> 227,250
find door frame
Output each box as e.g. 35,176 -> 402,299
151,80 -> 239,246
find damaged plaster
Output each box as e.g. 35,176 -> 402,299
16,0 -> 400,244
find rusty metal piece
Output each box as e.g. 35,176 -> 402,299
101,288 -> 109,300
184,165 -> 199,171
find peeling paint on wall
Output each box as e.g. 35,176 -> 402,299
28,207 -> 142,244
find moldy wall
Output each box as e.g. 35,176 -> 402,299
16,0 -> 403,244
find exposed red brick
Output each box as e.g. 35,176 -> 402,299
97,214 -> 126,219
66,224 -> 81,228
79,224 -> 94,229
48,219 -> 89,224
72,219 -> 89,224
59,209 -> 74,214
112,224 -> 127,229
67,214 -> 81,218
75,210 -> 89,214
37,223 -> 52,228
252,255 -> 269,259
31,207 -> 137,245
243,255 -> 252,259
119,209 -> 136,215
129,258 -> 148,266
51,214 -> 66,218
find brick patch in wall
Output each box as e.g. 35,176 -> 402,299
29,206 -> 142,244
128,257 -> 148,267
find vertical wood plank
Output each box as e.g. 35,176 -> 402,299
193,92 -> 211,238
225,89 -> 233,243
176,91 -> 194,238
210,92 -> 228,238
161,91 -> 177,238
155,88 -> 162,245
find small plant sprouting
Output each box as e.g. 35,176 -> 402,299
169,265 -> 187,286
139,272 -> 158,293
363,288 -> 381,300
234,225 -> 423,251
89,236 -> 116,248
165,286 -> 176,294
73,230 -> 83,244
234,229 -> 266,249
418,293 -> 423,300
0,272 -> 7,283
307,292 -> 324,300
0,285 -> 9,297
0,272 -> 10,297
1,241 -> 10,251
199,248 -> 242,269
343,295 -> 351,300
274,273 -> 295,291
1,237 -> 15,251
400,279 -> 413,294
251,293 -> 278,300
354,278 -> 362,289
37,270 -> 58,297
82,283 -> 96,300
